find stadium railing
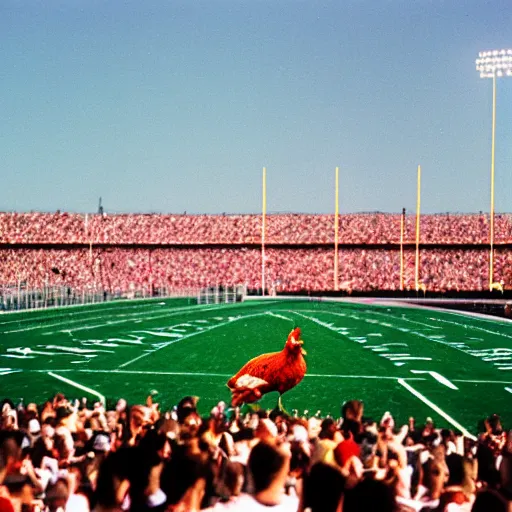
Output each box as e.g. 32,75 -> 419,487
0,283 -> 204,313
196,284 -> 247,305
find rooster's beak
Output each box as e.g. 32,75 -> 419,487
301,347 -> 307,356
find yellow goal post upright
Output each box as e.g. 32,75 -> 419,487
261,167 -> 267,296
414,164 -> 425,293
400,207 -> 405,291
334,167 -> 339,291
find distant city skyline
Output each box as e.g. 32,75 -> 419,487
1,1 -> 511,215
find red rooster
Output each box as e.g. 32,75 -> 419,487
227,327 -> 307,410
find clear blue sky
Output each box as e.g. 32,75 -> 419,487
1,1 -> 511,214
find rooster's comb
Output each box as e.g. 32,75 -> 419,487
288,327 -> 301,341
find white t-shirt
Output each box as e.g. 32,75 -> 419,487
66,493 -> 90,512
206,493 -> 298,511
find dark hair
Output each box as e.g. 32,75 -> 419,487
30,437 -> 53,469
343,478 -> 396,512
94,448 -> 134,507
290,442 -> 310,475
216,461 -> 244,500
162,453 -> 211,506
303,463 -> 345,512
248,442 -> 287,494
128,448 -> 163,510
472,489 -> 508,512
138,430 -> 169,455
341,418 -> 360,440
487,414 -> 502,435
445,453 -> 464,486
341,400 -> 363,421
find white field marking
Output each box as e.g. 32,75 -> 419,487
48,371 -> 106,405
288,307 -> 440,332
430,317 -> 512,342
410,370 -> 458,390
0,300 -> 173,326
49,369 -> 232,377
292,311 -> 349,335
106,336 -> 145,345
368,310 -> 442,330
397,379 -> 476,440
1,354 -> 36,359
452,379 -> 512,384
385,357 -> 433,362
117,312 -> 269,369
0,369 -> 22,376
3,301 -> 249,335
365,343 -> 408,349
293,310 -> 485,376
293,312 -> 435,364
267,311 -> 294,322
0,301 -> 182,331
22,368 -> 426,381
42,345 -> 114,354
301,309 -> 486,362
135,331 -> 184,338
4,309 -> 174,335
505,387 -> 512,394
305,374 -> 425,380
5,347 -> 96,358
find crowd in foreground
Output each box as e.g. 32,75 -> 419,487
1,393 -> 511,512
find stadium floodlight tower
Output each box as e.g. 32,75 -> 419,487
475,49 -> 512,291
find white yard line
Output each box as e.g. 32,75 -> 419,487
2,302 -> 253,335
368,309 -> 442,330
305,374 -> 424,380
47,369 -> 232,377
292,311 -> 349,334
0,300 -> 173,326
47,371 -> 106,405
452,378 -> 512,384
3,307 -> 188,334
430,317 -> 512,342
266,311 -> 294,322
29,369 -> 425,381
398,379 -> 476,440
0,370 -> 22,376
410,370 -> 458,390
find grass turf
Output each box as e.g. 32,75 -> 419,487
1,297 -> 512,434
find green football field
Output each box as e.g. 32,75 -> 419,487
1,297 -> 512,435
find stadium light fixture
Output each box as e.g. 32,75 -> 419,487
475,49 -> 512,291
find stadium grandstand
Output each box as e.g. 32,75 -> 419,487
1,211 -> 512,301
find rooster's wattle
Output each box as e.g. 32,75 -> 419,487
227,327 -> 307,408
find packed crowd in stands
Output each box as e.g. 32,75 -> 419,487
1,212 -> 512,294
1,392 -> 511,511
1,247 -> 512,294
1,212 -> 512,245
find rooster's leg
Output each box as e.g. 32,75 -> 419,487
277,395 -> 290,416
